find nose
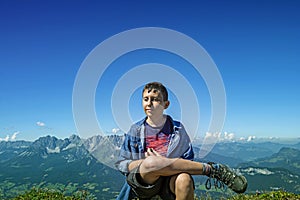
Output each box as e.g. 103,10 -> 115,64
145,99 -> 152,106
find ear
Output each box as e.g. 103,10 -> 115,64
164,101 -> 170,109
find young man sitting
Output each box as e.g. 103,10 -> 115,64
115,82 -> 247,200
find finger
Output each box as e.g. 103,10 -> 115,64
151,149 -> 162,156
147,148 -> 156,156
147,148 -> 153,153
145,148 -> 152,157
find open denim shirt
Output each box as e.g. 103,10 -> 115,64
115,115 -> 194,199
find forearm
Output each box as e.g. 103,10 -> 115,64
128,159 -> 144,172
140,156 -> 204,176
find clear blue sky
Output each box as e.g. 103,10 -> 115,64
0,0 -> 299,141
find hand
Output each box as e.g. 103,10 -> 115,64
145,148 -> 162,157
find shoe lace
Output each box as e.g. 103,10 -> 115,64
205,175 -> 225,191
205,163 -> 232,191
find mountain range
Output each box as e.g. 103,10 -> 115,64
0,135 -> 300,199
0,135 -> 123,199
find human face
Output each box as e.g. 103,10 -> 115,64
142,89 -> 168,118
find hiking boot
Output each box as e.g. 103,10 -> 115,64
206,162 -> 247,193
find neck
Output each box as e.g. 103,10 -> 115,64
146,115 -> 166,127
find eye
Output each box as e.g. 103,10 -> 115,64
143,97 -> 149,101
152,97 -> 160,102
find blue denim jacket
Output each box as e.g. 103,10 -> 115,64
115,115 -> 194,199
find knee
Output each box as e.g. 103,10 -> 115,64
175,173 -> 194,192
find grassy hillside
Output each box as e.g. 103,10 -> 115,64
9,188 -> 300,200
11,188 -> 95,200
228,191 -> 300,200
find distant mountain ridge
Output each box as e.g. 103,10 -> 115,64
234,146 -> 300,193
0,134 -> 123,199
196,141 -> 298,163
1,134 -> 300,199
240,147 -> 300,175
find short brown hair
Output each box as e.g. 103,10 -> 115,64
142,82 -> 168,101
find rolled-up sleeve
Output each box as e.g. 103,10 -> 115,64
115,133 -> 133,175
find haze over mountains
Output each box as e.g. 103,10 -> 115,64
0,134 -> 300,199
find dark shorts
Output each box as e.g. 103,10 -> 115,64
126,165 -> 176,200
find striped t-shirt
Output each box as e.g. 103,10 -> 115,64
145,119 -> 172,157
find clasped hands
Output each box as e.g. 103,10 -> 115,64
145,148 -> 162,157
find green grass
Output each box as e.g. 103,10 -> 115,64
11,188 -> 95,200
228,191 -> 300,200
195,191 -> 300,200
9,189 -> 300,200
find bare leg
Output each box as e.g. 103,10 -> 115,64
170,173 -> 194,200
139,155 -> 204,184
128,148 -> 248,196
